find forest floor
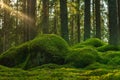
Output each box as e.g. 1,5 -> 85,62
0,64 -> 120,80
0,34 -> 120,80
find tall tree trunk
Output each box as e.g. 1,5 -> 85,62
29,0 -> 37,39
117,0 -> 120,44
70,15 -> 75,45
92,0 -> 96,37
53,3 -> 57,34
22,0 -> 28,42
108,0 -> 119,45
60,0 -> 69,43
24,0 -> 36,41
77,0 -> 81,42
95,0 -> 101,39
84,0 -> 91,40
41,0 -> 49,34
2,0 -> 10,51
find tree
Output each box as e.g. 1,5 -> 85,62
95,0 -> 101,39
118,0 -> 120,44
84,0 -> 91,40
28,0 -> 37,40
23,0 -> 37,41
76,0 -> 81,42
2,0 -> 11,52
22,0 -> 27,42
108,0 -> 119,45
41,0 -> 49,34
60,0 -> 69,43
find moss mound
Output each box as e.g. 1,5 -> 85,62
73,38 -> 105,48
0,64 -> 119,80
101,51 -> 120,65
66,48 -> 100,68
97,45 -> 120,52
0,34 -> 69,69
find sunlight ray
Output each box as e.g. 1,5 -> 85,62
0,0 -> 33,24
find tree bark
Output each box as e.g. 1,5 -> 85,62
60,0 -> 69,43
95,0 -> 101,39
42,0 -> 49,34
108,0 -> 119,45
84,0 -> 91,40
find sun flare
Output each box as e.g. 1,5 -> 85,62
0,0 -> 3,8
0,0 -> 33,23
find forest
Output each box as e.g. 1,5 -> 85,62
0,0 -> 120,80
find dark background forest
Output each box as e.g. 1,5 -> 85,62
0,0 -> 115,53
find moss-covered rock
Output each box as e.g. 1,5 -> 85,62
101,51 -> 120,65
108,57 -> 120,66
65,48 -> 100,68
97,45 -> 120,52
73,38 -> 106,49
0,34 -> 69,69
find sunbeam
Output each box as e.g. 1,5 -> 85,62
0,0 -> 33,23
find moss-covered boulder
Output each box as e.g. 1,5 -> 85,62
73,38 -> 106,49
65,48 -> 100,68
101,51 -> 120,65
0,34 -> 69,69
97,45 -> 120,52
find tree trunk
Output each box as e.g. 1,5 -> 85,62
77,0 -> 81,43
108,0 -> 119,45
84,0 -> 91,40
60,0 -> 69,43
29,0 -> 37,40
95,0 -> 101,39
42,0 -> 49,34
2,0 -> 10,51
117,0 -> 120,44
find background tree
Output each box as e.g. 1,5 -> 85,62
2,0 -> 10,52
41,0 -> 49,34
84,0 -> 91,40
0,0 -> 115,53
60,0 -> 69,43
118,0 -> 120,44
108,0 -> 119,45
76,0 -> 81,42
95,0 -> 101,39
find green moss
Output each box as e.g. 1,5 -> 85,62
0,64 -> 119,80
97,45 -> 120,52
73,38 -> 106,49
85,62 -> 109,70
84,69 -> 111,76
100,71 -> 120,80
30,63 -> 62,70
108,57 -> 120,65
99,51 -> 120,65
0,34 -> 69,69
66,48 -> 100,68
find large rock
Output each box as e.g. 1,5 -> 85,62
73,38 -> 106,49
0,34 -> 69,69
66,48 -> 100,68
